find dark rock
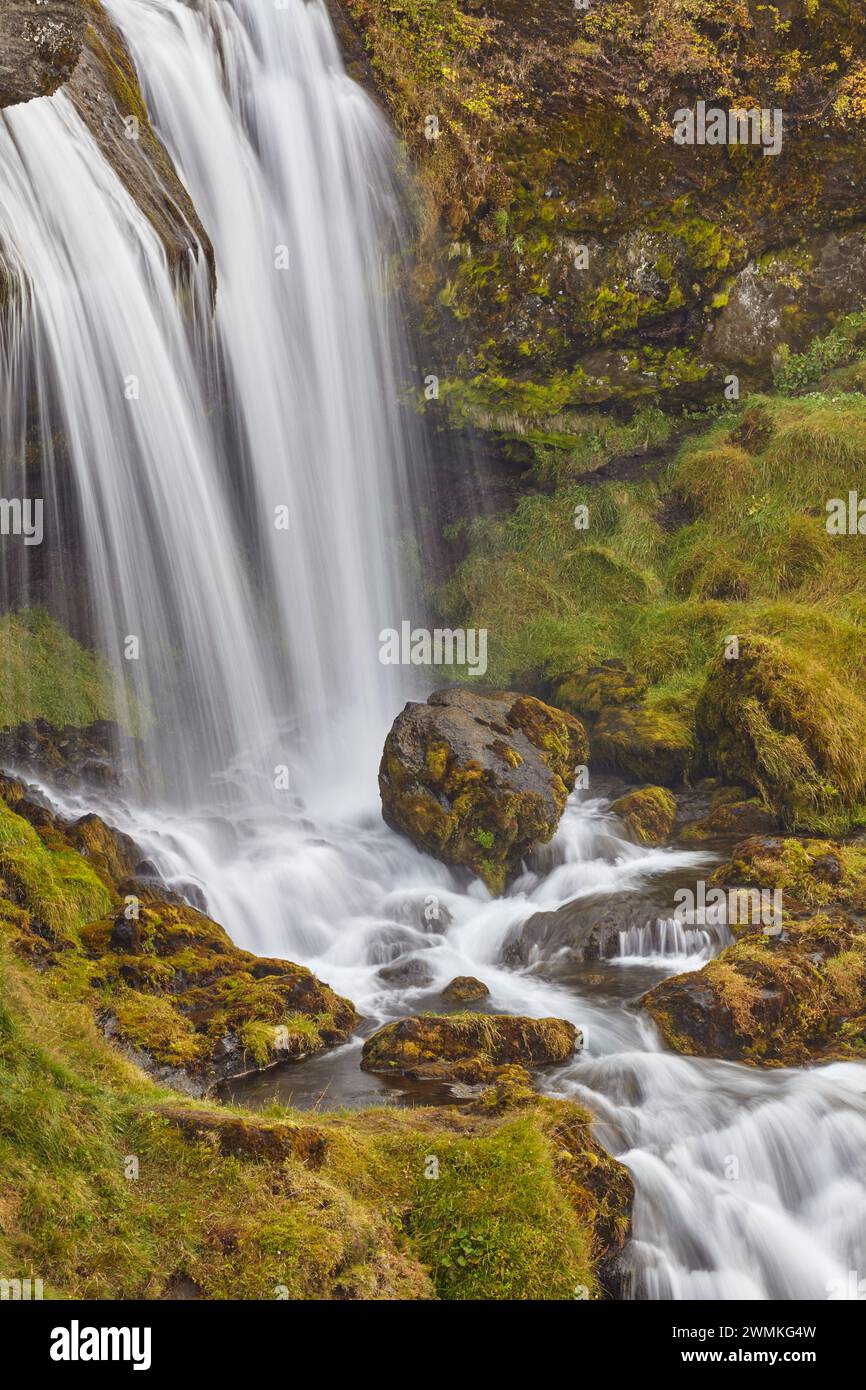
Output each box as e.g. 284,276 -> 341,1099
0,0 -> 84,109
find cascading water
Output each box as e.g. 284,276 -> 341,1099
2,0 -> 866,1301
0,0 -> 421,805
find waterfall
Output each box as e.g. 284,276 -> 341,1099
0,0 -> 422,806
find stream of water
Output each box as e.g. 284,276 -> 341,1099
2,0 -> 866,1300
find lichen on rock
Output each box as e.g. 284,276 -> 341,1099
379,685 -> 588,892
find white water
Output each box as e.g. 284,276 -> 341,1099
2,0 -> 866,1301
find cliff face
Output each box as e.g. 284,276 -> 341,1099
336,0 -> 866,425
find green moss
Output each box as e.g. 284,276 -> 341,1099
0,609 -> 125,732
0,799 -> 112,943
609,786 -> 677,845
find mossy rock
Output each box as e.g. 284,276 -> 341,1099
591,705 -> 692,786
710,834 -> 866,915
0,777 -> 359,1091
679,785 -> 780,843
0,936 -> 631,1299
694,634 -> 866,828
361,1012 -> 579,1084
441,974 -> 490,1002
379,686 -> 588,893
554,659 -> 648,722
642,908 -> 866,1066
0,1 -> 83,109
609,786 -> 676,847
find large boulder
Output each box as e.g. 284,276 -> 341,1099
591,705 -> 692,786
361,1013 -> 579,1085
694,635 -> 866,827
379,686 -> 588,893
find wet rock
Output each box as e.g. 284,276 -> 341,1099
591,705 -> 692,786
641,908 -> 866,1065
66,1 -> 214,286
0,0 -> 84,109
441,974 -> 490,1002
361,1012 -> 580,1085
0,718 -> 137,788
376,956 -> 435,988
609,786 -> 676,846
379,686 -> 588,894
679,785 -> 779,843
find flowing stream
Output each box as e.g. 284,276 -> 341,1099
2,0 -> 866,1300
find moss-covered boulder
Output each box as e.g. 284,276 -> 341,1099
0,0 -> 83,109
694,635 -> 866,828
591,705 -> 692,786
554,659 -> 647,721
642,909 -> 866,1066
442,974 -> 490,1002
379,686 -> 588,893
609,786 -> 676,846
710,834 -> 866,915
361,1012 -> 579,1085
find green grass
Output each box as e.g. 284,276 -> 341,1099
439,391 -> 866,714
0,940 -> 611,1300
0,609 -> 119,730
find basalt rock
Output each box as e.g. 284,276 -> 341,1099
379,686 -> 588,893
0,717 -> 139,788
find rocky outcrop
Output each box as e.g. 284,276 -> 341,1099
642,834 -> 866,1063
361,1012 -> 579,1085
0,718 -> 139,788
336,0 -> 866,425
67,1 -> 214,283
609,786 -> 676,846
0,771 -> 358,1095
379,686 -> 588,893
642,909 -> 866,1066
0,1 -> 212,287
0,0 -> 84,109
